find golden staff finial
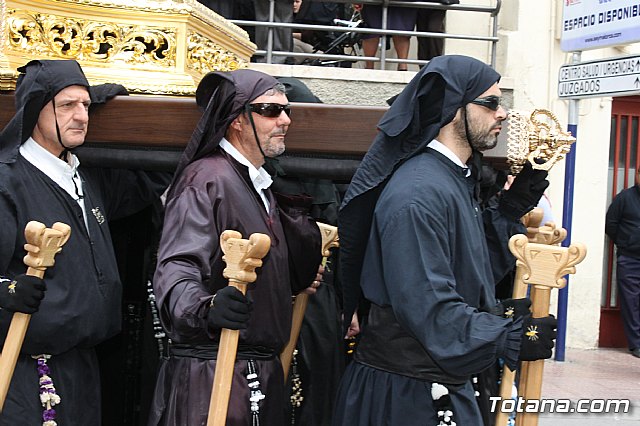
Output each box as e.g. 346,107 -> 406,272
507,109 -> 576,175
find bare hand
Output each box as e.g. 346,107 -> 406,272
302,264 -> 324,295
345,312 -> 360,338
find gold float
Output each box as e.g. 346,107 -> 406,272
0,0 -> 255,94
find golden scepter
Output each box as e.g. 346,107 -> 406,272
505,108 -> 576,175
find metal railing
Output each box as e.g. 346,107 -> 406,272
230,0 -> 501,69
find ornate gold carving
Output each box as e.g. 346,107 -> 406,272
1,0 -> 254,94
6,9 -> 176,66
187,31 -> 245,74
506,109 -> 576,175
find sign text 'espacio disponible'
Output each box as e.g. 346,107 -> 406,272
561,0 -> 640,52
558,55 -> 640,99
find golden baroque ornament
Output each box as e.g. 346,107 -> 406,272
7,8 -> 176,66
187,31 -> 244,74
1,0 -> 254,95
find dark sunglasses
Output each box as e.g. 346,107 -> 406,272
469,95 -> 502,111
247,103 -> 291,118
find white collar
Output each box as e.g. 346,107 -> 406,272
219,138 -> 273,192
19,137 -> 80,180
427,139 -> 470,176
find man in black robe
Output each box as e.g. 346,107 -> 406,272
147,69 -> 321,426
333,55 -> 557,425
270,77 -> 344,426
0,59 -> 169,425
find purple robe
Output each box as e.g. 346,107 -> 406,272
148,149 -> 306,426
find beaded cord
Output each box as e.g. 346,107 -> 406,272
32,354 -> 61,426
246,360 -> 265,426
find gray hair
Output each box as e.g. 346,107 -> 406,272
261,83 -> 287,97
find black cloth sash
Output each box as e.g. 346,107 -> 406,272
355,304 -> 468,388
169,343 -> 276,360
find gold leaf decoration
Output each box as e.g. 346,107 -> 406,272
7,9 -> 176,67
187,31 -> 245,73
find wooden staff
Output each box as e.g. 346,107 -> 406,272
208,230 -> 271,426
508,234 -> 586,426
0,221 -> 71,412
494,209 -> 565,426
280,222 -> 339,381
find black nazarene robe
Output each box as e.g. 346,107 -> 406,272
0,155 -> 169,425
148,149 -> 320,426
332,149 -> 522,425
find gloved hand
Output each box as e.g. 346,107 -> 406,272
0,274 -> 46,314
499,162 -> 549,220
206,286 -> 252,330
490,297 -> 531,319
519,314 -> 557,361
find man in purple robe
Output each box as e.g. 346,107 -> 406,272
147,69 -> 321,426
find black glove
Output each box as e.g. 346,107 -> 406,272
490,297 -> 531,319
499,162 -> 549,220
206,286 -> 252,330
89,83 -> 128,107
519,314 -> 557,361
0,274 -> 46,314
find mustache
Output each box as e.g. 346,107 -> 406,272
270,129 -> 287,137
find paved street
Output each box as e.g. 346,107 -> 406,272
537,347 -> 640,425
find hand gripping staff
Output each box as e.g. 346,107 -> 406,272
0,221 -> 71,412
280,222 -> 339,381
207,230 -> 271,426
509,233 -> 586,426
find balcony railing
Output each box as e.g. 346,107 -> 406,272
230,0 -> 501,69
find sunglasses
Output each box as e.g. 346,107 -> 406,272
469,95 -> 502,111
247,103 -> 291,118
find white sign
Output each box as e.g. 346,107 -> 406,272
561,0 -> 640,52
558,55 -> 640,98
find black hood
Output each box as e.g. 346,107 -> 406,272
338,55 -> 501,326
277,77 -> 322,103
0,59 -> 90,163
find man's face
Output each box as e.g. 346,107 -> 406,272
463,83 -> 507,151
32,85 -> 90,157
293,0 -> 302,13
246,91 -> 291,158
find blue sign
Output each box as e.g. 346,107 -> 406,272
561,0 -> 640,52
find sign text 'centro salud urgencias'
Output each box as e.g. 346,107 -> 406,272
558,55 -> 640,99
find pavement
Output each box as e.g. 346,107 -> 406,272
536,347 -> 640,425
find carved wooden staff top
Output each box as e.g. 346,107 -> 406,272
220,230 -> 271,285
208,230 -> 271,426
0,221 -> 71,412
509,235 -> 586,291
